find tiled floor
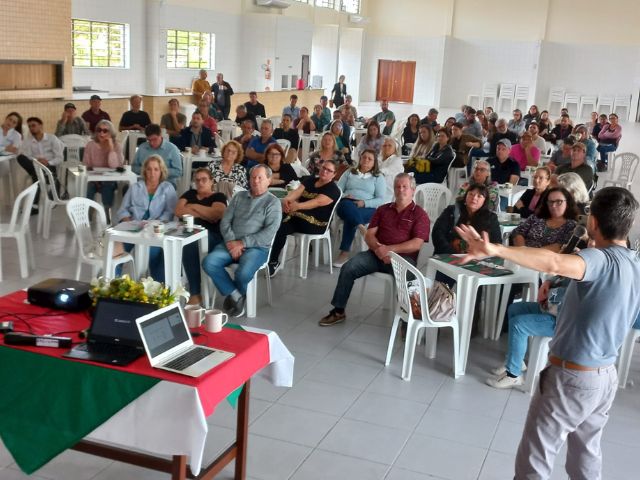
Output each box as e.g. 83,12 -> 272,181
1,104 -> 639,479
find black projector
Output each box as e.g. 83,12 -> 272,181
27,278 -> 92,311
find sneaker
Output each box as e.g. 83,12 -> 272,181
333,252 -> 349,268
486,372 -> 524,389
222,295 -> 234,313
490,362 -> 527,376
229,296 -> 245,318
268,261 -> 280,278
318,310 -> 346,327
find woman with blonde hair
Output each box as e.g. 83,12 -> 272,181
307,131 -> 345,176
208,139 -> 248,189
409,124 -> 435,159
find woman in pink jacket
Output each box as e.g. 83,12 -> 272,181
596,113 -> 622,171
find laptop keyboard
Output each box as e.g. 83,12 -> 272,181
164,347 -> 214,371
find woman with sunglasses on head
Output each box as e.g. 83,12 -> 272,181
457,159 -> 499,211
268,159 -> 341,276
176,167 -> 227,306
511,187 -> 578,251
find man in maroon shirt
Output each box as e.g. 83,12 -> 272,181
81,95 -> 111,133
319,173 -> 430,326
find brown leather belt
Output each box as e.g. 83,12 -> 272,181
548,355 -> 611,371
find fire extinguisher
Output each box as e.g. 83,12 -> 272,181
265,60 -> 271,80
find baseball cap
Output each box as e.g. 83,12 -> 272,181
529,120 -> 538,126
497,138 -> 512,149
90,94 -> 102,101
64,102 -> 76,110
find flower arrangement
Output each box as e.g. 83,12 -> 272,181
89,275 -> 187,307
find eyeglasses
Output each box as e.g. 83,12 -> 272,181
267,152 -> 281,158
194,177 -> 211,183
321,166 -> 336,174
475,167 -> 489,172
547,199 -> 566,206
95,128 -> 110,133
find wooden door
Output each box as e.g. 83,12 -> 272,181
376,60 -> 416,103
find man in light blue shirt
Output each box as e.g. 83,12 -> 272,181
132,124 -> 182,188
282,94 -> 300,121
456,187 -> 640,480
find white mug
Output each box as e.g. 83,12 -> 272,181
184,305 -> 204,328
204,309 -> 228,333
198,149 -> 207,158
183,214 -> 194,232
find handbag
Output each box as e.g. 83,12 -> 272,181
408,280 -> 456,322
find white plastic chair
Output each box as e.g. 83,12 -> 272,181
115,131 -> 129,158
602,152 -> 640,190
579,95 -> 598,119
255,115 -> 264,130
520,336 -> 552,395
291,161 -> 310,177
33,159 -> 68,239
481,83 -> 499,109
613,94 -> 632,120
563,92 -> 580,118
597,94 -> 614,115
0,182 -> 38,281
514,85 -> 530,111
276,139 -> 291,156
58,134 -> 90,197
66,198 -> 135,281
268,116 -> 282,129
214,133 -> 225,150
385,252 -> 460,380
467,93 -> 481,110
497,83 -> 516,113
414,183 -> 451,224
617,327 -> 640,389
548,87 -> 566,116
218,120 -> 237,143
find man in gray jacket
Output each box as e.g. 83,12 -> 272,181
202,164 -> 282,316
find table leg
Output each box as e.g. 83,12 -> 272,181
134,245 -> 149,279
171,455 -> 188,480
199,236 -> 209,307
162,238 -> 178,291
235,380 -> 250,480
456,275 -> 478,377
103,240 -> 116,279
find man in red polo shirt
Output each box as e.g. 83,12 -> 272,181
319,173 -> 430,326
81,95 -> 111,133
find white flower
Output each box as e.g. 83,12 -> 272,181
141,277 -> 163,297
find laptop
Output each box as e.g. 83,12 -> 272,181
135,303 -> 234,378
64,298 -> 157,366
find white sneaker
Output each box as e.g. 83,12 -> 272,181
486,372 -> 524,389
490,362 -> 528,376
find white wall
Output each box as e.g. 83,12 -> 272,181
310,25 -> 339,94
337,28 -> 364,105
273,16 -> 313,91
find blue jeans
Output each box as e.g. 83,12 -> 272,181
87,181 -> 118,208
202,243 -> 268,296
337,200 -> 375,252
182,230 -> 222,296
596,143 -> 617,164
505,302 -> 556,376
119,243 -> 165,282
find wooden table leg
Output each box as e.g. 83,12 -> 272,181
171,455 -> 188,480
235,380 -> 250,480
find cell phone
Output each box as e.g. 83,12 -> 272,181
116,166 -> 125,173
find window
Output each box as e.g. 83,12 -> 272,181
166,30 -> 215,69
72,19 -> 127,68
315,0 -> 335,8
340,0 -> 360,14
292,0 -> 308,3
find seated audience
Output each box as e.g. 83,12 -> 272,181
17,116 -> 64,209
294,106 -> 315,134
265,143 -> 297,188
202,165 -> 281,317
510,132 -> 541,171
402,114 -> 420,155
488,119 -> 518,155
457,159 -> 499,212
511,187 -> 578,251
555,142 -> 594,191
234,104 -> 256,130
133,124 -> 182,188
192,69 -> 211,98
176,167 -> 226,306
462,108 -> 483,138
116,155 -> 178,282
0,112 -> 22,156
573,124 -> 597,169
596,113 -> 622,171
444,116 -> 457,131
81,95 -> 111,133
234,119 -> 256,153
556,172 -> 590,215
318,173 -> 429,326
407,129 -> 454,185
527,122 -> 547,154
197,100 -> 218,135
176,111 -> 215,154
311,104 -> 330,132
356,121 -> 384,157
408,124 -> 434,159
476,110 -> 489,137
56,103 -> 89,137
119,95 -> 151,132
307,132 -> 345,176
379,137 -> 404,201
512,166 -> 551,218
368,99 -> 395,135
244,91 -> 266,118
160,98 -> 187,141
82,119 -> 124,217
246,119 -> 276,163
337,95 -> 358,124
508,109 -> 526,137
273,114 -> 300,163
549,114 -> 572,145
553,108 -> 574,126
208,140 -> 248,189
329,120 -> 350,158
202,91 -> 224,121
268,159 -> 341,274
548,136 -> 574,172
538,110 -> 553,140
333,149 -> 386,267
585,111 -> 599,135
488,139 -> 521,185
282,94 -> 300,121
319,96 -> 332,124
523,105 -> 540,128
433,184 -> 501,254
455,105 -> 469,123
420,108 -> 440,131
591,113 -> 608,139
450,121 -> 482,168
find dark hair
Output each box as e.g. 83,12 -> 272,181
145,123 -> 162,137
249,91 -> 257,96
457,183 -> 492,225
290,94 -> 298,100
282,113 -> 292,120
6,112 -> 23,135
536,187 -> 578,220
561,114 -> 570,119
407,113 -> 420,127
26,117 -> 43,125
194,167 -> 213,181
264,142 -> 285,165
428,108 -> 439,115
192,111 -> 203,119
467,108 -> 477,115
320,95 -> 328,101
452,122 -> 464,129
590,187 -> 639,240
352,148 -> 380,176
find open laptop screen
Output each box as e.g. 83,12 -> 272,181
138,305 -> 190,358
91,299 -> 156,345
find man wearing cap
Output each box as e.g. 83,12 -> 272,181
55,103 -> 89,137
555,142 -> 594,191
488,138 -> 521,209
528,122 -> 547,154
81,95 -> 111,133
119,94 -> 151,132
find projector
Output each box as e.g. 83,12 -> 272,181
27,278 -> 91,311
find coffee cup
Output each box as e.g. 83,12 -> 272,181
184,147 -> 192,155
204,309 -> 228,333
78,164 -> 86,173
182,214 -> 194,232
153,223 -> 164,236
184,305 -> 204,328
198,149 -> 207,158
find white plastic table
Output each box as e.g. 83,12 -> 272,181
67,167 -> 139,198
498,184 -> 528,207
298,133 -> 320,161
425,256 -> 539,376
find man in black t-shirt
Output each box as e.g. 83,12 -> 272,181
488,139 -> 521,185
244,91 -> 266,118
489,119 -> 519,155
119,95 -> 151,132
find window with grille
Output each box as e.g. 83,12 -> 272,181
166,30 -> 215,70
72,19 -> 127,68
340,0 -> 360,14
315,0 -> 336,8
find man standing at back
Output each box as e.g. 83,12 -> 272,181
456,187 -> 640,480
212,73 -> 234,120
